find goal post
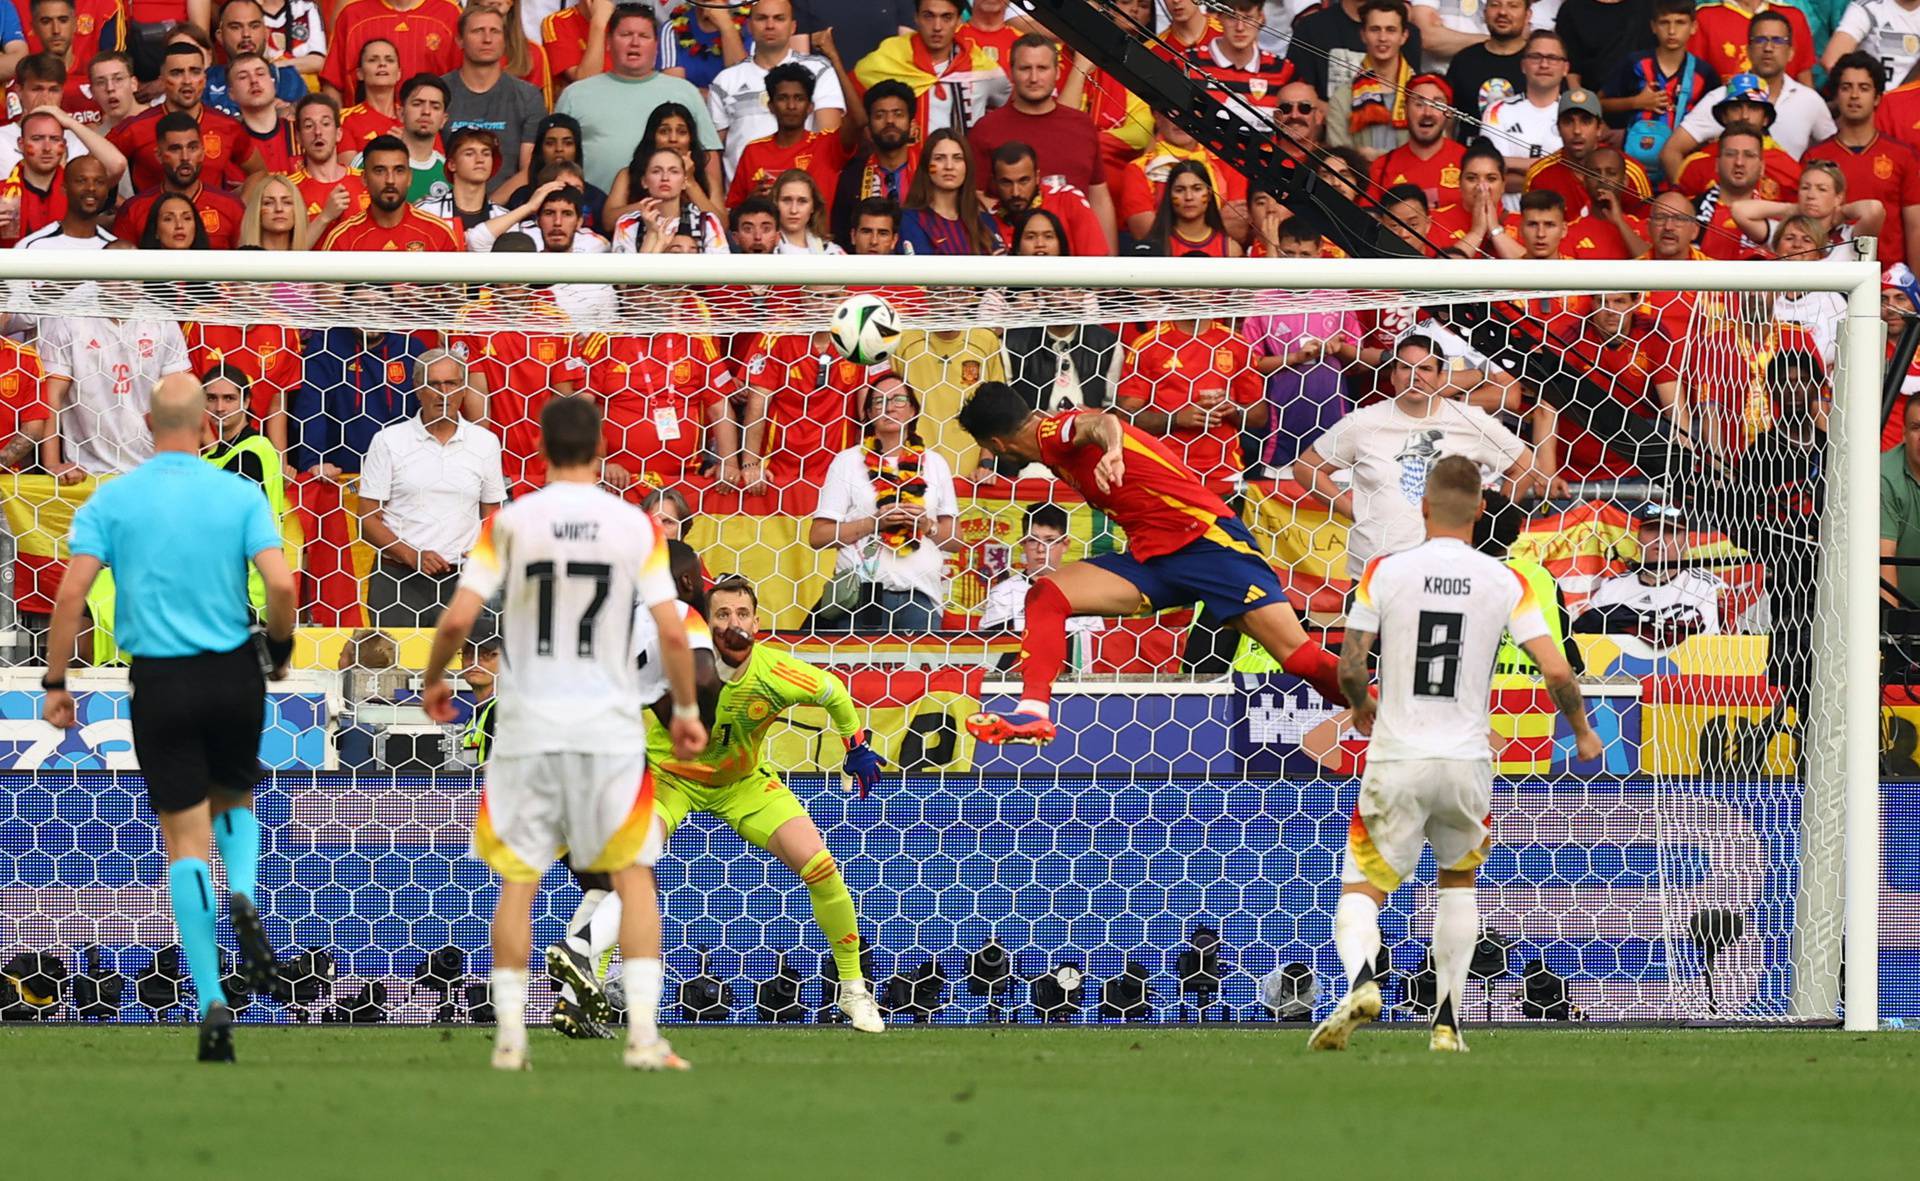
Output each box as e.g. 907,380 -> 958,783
0,249 -> 1884,1028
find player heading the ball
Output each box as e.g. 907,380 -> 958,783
422,396 -> 708,1073
1310,455 -> 1602,1055
955,383 -> 1351,745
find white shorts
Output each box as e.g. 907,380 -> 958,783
1343,757 -> 1494,892
472,750 -> 665,883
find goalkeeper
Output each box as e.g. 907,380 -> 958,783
647,574 -> 888,1032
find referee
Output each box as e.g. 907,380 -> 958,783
41,374 -> 298,1062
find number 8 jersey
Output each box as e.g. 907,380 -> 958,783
460,482 -> 678,755
1347,537 -> 1550,763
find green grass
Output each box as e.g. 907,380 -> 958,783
6,1025 -> 1918,1178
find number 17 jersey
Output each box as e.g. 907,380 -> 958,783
460,481 -> 677,755
1347,537 -> 1549,763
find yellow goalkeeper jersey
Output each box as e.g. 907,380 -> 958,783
648,644 -> 860,786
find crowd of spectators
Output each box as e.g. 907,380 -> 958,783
0,0 -> 1899,659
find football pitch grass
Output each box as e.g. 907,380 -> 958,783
8,1025 -> 1917,1177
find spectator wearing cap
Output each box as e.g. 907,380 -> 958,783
1663,14 -> 1832,173
1370,74 -> 1465,209
358,347 -> 507,628
1327,0 -> 1418,159
1670,96 -> 1805,211
1575,504 -> 1725,648
1525,88 -> 1653,217
1484,29 -> 1570,194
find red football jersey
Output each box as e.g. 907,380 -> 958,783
185,322 -> 303,424
1371,139 -> 1465,210
1033,409 -> 1234,560
1802,134 -> 1920,268
1876,80 -> 1920,153
108,105 -> 260,192
317,205 -> 462,251
992,177 -> 1109,256
1115,321 -> 1262,493
740,332 -> 864,486
0,166 -> 66,246
111,185 -> 247,248
726,130 -> 849,209
1115,142 -> 1247,226
0,335 -> 47,461
12,0 -> 120,54
1688,2 -> 1814,82
1556,327 -> 1678,480
542,5 -> 611,83
580,330 -> 735,487
339,103 -> 402,155
241,118 -> 298,176
1188,44 -> 1294,116
290,167 -> 372,221
1524,151 -> 1651,218
1563,213 -> 1644,260
455,320 -> 587,495
963,20 -> 1018,69
323,0 -> 463,95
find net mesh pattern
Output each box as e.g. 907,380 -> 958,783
0,268 -> 1873,1026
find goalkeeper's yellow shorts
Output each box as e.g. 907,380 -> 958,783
653,763 -> 810,850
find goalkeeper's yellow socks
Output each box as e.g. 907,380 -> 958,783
166,858 -> 228,1017
800,850 -> 864,982
214,806 -> 260,904
1334,891 -> 1382,988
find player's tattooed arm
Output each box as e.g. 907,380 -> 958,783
0,432 -> 34,470
1337,628 -> 1376,715
1546,675 -> 1586,726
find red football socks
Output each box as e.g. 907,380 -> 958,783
1283,637 -> 1350,706
1016,579 -> 1073,716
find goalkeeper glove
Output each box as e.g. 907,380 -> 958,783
842,731 -> 884,799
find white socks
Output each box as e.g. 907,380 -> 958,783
627,958 -> 665,1045
1334,891 -> 1382,988
565,889 -> 608,951
1015,699 -> 1050,719
491,967 -> 529,1050
587,892 -> 624,961
1432,887 -> 1478,1025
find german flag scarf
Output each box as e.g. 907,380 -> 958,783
864,438 -> 929,553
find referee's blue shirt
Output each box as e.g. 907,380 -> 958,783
68,453 -> 282,659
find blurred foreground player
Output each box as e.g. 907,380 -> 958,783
646,575 -> 890,1032
546,539 -> 721,1040
956,382 -> 1349,744
1311,456 -> 1601,1054
42,374 -> 297,1062
422,397 -> 707,1072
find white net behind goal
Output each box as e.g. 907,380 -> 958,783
0,255 -> 1880,1028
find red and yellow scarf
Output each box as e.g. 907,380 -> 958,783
1349,58 -> 1411,135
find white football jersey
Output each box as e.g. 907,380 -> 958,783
1347,537 -> 1549,762
1839,0 -> 1920,87
459,481 -> 676,754
631,599 -> 715,707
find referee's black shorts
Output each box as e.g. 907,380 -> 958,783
129,643 -> 267,814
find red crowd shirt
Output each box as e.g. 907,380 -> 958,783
1033,408 -> 1236,560
740,332 -> 864,487
580,330 -> 735,487
1371,139 -> 1465,209
1802,134 -> 1920,267
1675,145 -> 1802,201
184,322 -> 303,424
290,167 -> 371,221
454,312 -> 586,496
992,177 -> 1109,257
962,20 -> 1018,69
1115,320 -> 1262,494
240,118 -> 298,176
322,0 -> 463,95
967,102 -> 1109,197
0,336 -> 47,460
0,166 -> 67,246
339,103 -> 402,155
1876,80 -> 1920,153
317,204 -> 462,251
1524,151 -> 1652,218
1688,2 -> 1815,82
1564,213 -> 1645,259
1115,141 -> 1247,227
1555,325 -> 1678,480
108,105 -> 260,192
726,130 -> 849,208
542,5 -> 610,82
1188,42 -> 1295,118
111,184 -> 247,247
12,0 -> 121,53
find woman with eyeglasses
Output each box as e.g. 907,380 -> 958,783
805,372 -> 962,633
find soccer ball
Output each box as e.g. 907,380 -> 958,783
828,294 -> 903,366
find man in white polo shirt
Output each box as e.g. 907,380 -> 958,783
358,348 -> 507,627
707,0 -> 844,181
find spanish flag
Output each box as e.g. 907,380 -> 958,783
0,474 -> 99,614
854,32 -> 1004,134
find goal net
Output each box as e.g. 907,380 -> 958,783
0,251 -> 1882,1029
